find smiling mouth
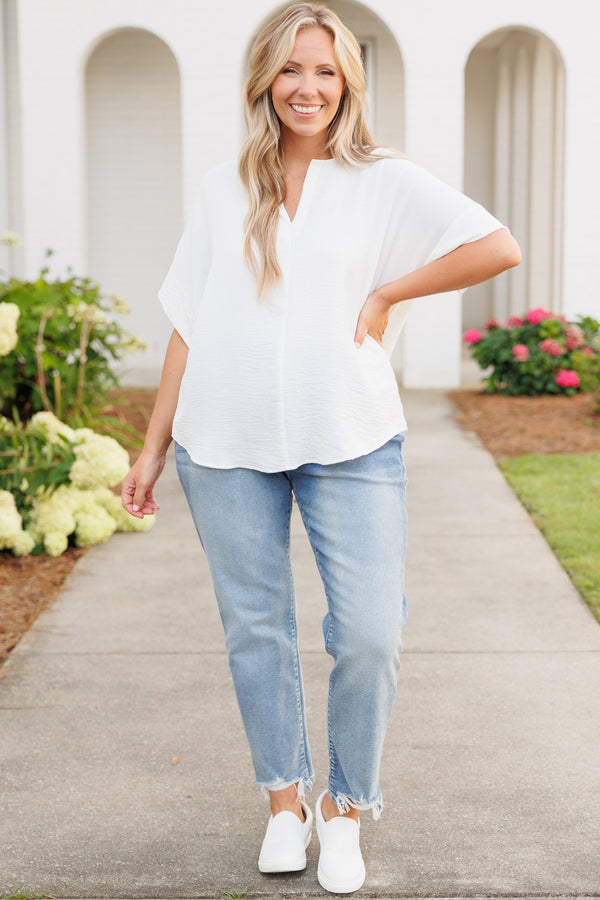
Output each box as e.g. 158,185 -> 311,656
290,104 -> 323,114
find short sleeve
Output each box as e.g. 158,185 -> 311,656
375,159 -> 507,355
158,190 -> 211,347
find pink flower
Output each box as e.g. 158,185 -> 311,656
555,369 -> 580,389
526,307 -> 552,325
583,347 -> 595,357
463,329 -> 482,344
511,344 -> 530,362
539,338 -> 564,358
485,317 -> 501,330
564,324 -> 585,350
507,315 -> 524,328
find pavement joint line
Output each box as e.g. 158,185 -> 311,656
36,896 -> 600,900
4,649 -> 599,657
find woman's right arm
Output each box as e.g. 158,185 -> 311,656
121,329 -> 188,519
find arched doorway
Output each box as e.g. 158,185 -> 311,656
463,28 -> 565,329
85,28 -> 182,372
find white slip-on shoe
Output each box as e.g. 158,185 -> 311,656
316,790 -> 366,894
258,800 -> 313,873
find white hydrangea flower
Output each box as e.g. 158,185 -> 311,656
109,294 -> 130,316
69,434 -> 129,489
0,231 -> 22,247
74,506 -> 116,548
84,303 -> 110,326
12,530 -> 36,556
29,411 -> 76,444
73,427 -> 97,443
0,415 -> 15,434
0,301 -> 20,356
43,530 -> 69,557
66,301 -> 89,323
118,332 -> 147,355
29,492 -> 77,542
0,490 -> 23,548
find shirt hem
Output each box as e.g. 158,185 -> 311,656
172,422 -> 407,473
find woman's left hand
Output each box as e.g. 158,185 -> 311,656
354,289 -> 391,347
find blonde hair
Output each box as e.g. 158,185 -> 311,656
239,3 -> 381,296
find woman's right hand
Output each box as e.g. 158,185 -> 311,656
121,452 -> 166,519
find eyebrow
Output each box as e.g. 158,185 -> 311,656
285,59 -> 338,69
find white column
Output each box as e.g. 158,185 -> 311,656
529,37 -> 556,310
509,42 -> 531,313
552,61 -> 565,314
493,56 -> 512,323
398,46 -> 464,387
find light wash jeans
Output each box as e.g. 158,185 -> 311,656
175,434 -> 408,818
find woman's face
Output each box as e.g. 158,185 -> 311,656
271,27 -> 345,148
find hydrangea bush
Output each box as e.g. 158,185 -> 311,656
0,235 -> 153,556
0,411 -> 153,556
463,308 -> 600,396
0,246 -> 146,423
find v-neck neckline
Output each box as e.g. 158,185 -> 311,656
281,158 -> 334,225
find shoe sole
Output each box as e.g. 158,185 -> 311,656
317,861 -> 365,894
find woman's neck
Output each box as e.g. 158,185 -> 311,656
280,132 -> 332,169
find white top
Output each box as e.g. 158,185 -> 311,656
159,156 -> 504,472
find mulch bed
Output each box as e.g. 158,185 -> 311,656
448,390 -> 600,457
2,387 -> 600,670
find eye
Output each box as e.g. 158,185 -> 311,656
281,67 -> 298,74
318,69 -> 336,76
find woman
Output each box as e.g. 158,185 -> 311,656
122,3 -> 520,893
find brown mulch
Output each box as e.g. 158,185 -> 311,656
2,387 -> 600,670
448,390 -> 600,458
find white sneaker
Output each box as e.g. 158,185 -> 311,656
316,790 -> 366,894
258,800 -> 313,873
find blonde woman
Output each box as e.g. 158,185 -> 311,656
122,3 -> 520,892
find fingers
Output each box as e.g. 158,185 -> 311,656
354,314 -> 368,348
121,475 -> 160,519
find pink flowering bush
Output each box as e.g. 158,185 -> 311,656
464,309 -> 600,395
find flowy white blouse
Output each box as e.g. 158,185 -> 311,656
159,156 -> 504,472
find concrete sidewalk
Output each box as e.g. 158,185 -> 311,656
1,390 -> 599,899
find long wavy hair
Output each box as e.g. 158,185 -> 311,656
239,3 -> 381,296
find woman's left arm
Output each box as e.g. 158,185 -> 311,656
354,229 -> 521,346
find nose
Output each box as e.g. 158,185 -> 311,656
298,73 -> 318,97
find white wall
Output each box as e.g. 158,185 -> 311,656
0,0 -> 24,277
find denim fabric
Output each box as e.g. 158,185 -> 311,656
175,435 -> 408,816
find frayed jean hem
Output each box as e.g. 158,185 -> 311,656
331,790 -> 384,821
259,775 -> 314,803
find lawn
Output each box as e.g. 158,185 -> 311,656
499,452 -> 600,624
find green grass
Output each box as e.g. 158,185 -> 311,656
220,886 -> 254,900
0,890 -> 52,900
499,452 -> 600,623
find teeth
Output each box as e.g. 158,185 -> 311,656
291,104 -> 321,113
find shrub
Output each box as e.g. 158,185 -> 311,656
0,249 -> 146,423
0,238 -> 152,556
463,309 -> 600,396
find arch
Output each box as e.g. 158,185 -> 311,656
84,27 -> 182,370
244,0 -> 404,150
463,27 -> 565,329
